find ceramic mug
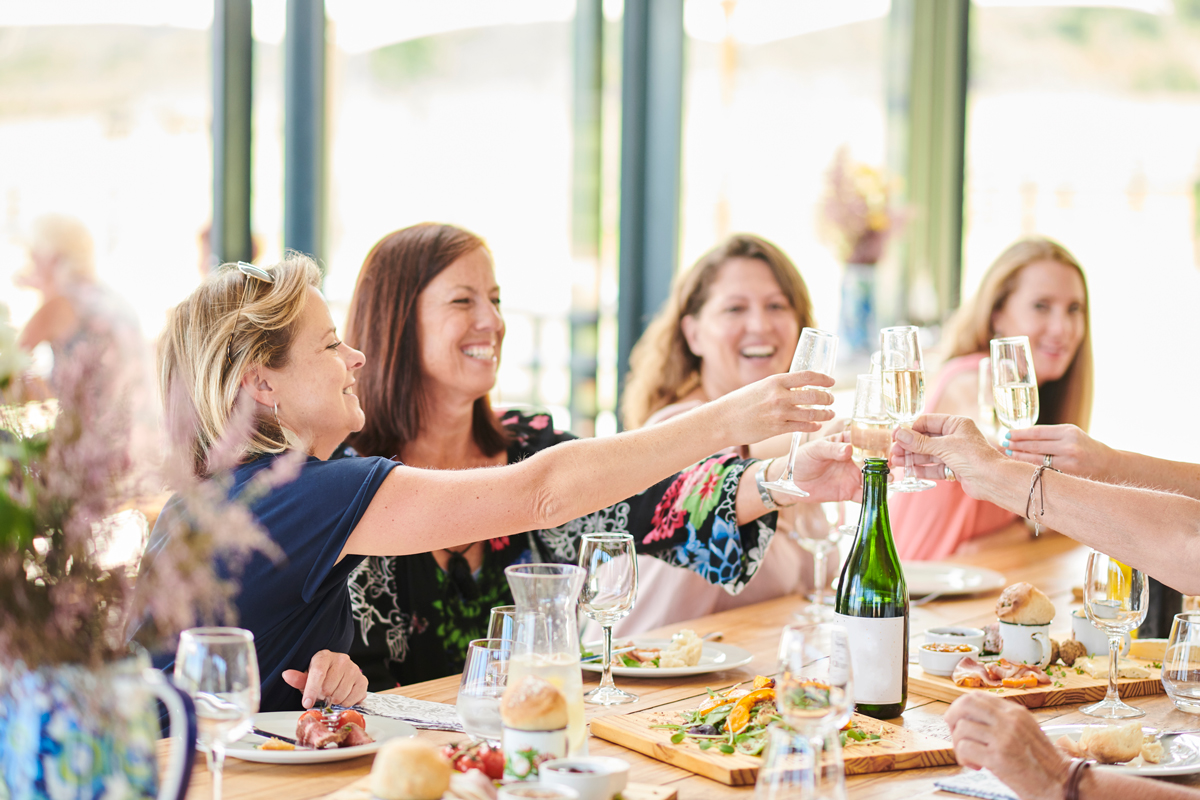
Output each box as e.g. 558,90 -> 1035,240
998,621 -> 1053,668
1071,609 -> 1130,657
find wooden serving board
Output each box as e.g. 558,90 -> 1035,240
907,658 -> 1166,708
589,701 -> 956,786
320,775 -> 676,800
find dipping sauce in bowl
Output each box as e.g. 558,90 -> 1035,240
925,626 -> 986,652
917,642 -> 980,676
922,643 -> 974,653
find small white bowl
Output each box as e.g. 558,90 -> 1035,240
540,757 -> 629,800
918,642 -> 979,676
925,626 -> 986,652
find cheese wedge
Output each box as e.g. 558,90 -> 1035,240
1076,656 -> 1151,679
1128,638 -> 1168,661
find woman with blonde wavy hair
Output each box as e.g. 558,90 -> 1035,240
146,251 -> 850,711
612,233 -> 836,636
889,235 -> 1093,560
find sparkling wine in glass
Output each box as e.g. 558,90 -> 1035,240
457,637 -> 511,741
1081,551 -> 1149,718
880,326 -> 934,492
763,328 -> 839,499
990,336 -> 1039,432
579,533 -> 638,705
848,373 -> 892,468
174,628 -> 260,800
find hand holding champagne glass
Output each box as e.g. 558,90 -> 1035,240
848,373 -> 891,467
579,533 -> 638,705
990,336 -> 1039,432
880,326 -> 934,492
762,328 -> 839,498
174,628 -> 260,800
1081,551 -> 1148,719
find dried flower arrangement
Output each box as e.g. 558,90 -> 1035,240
818,146 -> 904,266
0,304 -> 283,670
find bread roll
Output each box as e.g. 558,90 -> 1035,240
996,583 -> 1055,625
501,675 -> 568,731
369,738 -> 452,800
1078,721 -> 1144,764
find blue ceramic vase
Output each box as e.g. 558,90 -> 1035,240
838,262 -> 877,356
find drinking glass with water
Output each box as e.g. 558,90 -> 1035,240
457,638 -> 512,741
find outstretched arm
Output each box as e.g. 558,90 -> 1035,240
344,371 -> 836,558
892,414 -> 1200,595
1006,424 -> 1200,500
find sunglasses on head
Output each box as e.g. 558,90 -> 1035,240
225,262 -> 275,369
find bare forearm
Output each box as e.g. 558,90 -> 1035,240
1108,450 -> 1200,500
1076,768 -> 1200,800
977,458 -> 1200,594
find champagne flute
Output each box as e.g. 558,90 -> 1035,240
579,533 -> 639,705
879,326 -> 934,492
848,373 -> 892,468
1081,551 -> 1149,718
762,328 -> 839,498
990,336 -> 1039,432
174,627 -> 260,800
456,637 -> 511,741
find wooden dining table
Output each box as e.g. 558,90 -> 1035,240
159,524 -> 1200,799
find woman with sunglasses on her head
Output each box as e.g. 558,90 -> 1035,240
335,224 -> 860,691
147,250 -> 853,711
888,236 -> 1093,560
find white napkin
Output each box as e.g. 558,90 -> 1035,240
349,692 -> 465,732
933,768 -> 1020,800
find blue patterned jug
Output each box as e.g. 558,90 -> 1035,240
0,657 -> 196,800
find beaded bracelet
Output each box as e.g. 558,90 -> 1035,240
1025,464 -> 1060,537
1063,758 -> 1092,800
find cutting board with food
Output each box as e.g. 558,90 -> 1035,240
908,582 -> 1167,708
589,681 -> 956,786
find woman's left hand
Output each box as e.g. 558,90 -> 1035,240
1003,424 -> 1115,479
282,650 -> 369,709
775,435 -> 861,503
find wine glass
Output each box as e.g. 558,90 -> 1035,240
976,357 -> 999,442
579,533 -> 639,705
456,637 -> 511,741
174,627 -> 260,800
848,373 -> 892,468
1081,551 -> 1149,718
487,605 -> 516,640
776,623 -> 853,733
790,510 -> 849,622
763,328 -> 839,498
879,326 -> 934,492
755,723 -> 847,800
1163,612 -> 1200,714
990,336 -> 1039,432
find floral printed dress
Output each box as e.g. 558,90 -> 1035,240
338,411 -> 776,690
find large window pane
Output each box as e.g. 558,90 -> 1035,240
966,4 -> 1200,460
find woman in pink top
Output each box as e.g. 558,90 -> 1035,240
614,234 -> 839,635
889,236 -> 1094,560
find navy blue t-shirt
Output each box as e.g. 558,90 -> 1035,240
147,452 -> 400,712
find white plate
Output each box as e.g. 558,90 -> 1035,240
224,711 -> 417,764
903,561 -> 1006,597
580,639 -> 754,678
1040,724 -> 1200,776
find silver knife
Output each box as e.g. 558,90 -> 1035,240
251,727 -> 299,746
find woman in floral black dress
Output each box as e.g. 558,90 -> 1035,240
337,223 -> 860,690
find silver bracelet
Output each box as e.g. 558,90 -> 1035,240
1025,464 -> 1060,537
755,458 -> 779,511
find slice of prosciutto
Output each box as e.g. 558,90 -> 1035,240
952,657 -> 1051,688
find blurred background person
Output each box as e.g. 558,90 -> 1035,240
615,233 -> 837,636
889,235 -> 1092,560
337,223 -> 855,688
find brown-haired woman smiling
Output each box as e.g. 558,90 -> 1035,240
337,224 -> 859,689
148,252 -> 843,711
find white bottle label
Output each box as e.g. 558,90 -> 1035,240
834,613 -> 906,705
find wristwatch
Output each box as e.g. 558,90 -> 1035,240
755,458 -> 780,510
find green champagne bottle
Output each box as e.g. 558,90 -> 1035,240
834,458 -> 909,719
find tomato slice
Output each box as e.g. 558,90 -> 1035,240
336,709 -> 366,730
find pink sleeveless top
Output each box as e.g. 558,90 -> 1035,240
887,353 -> 1017,561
